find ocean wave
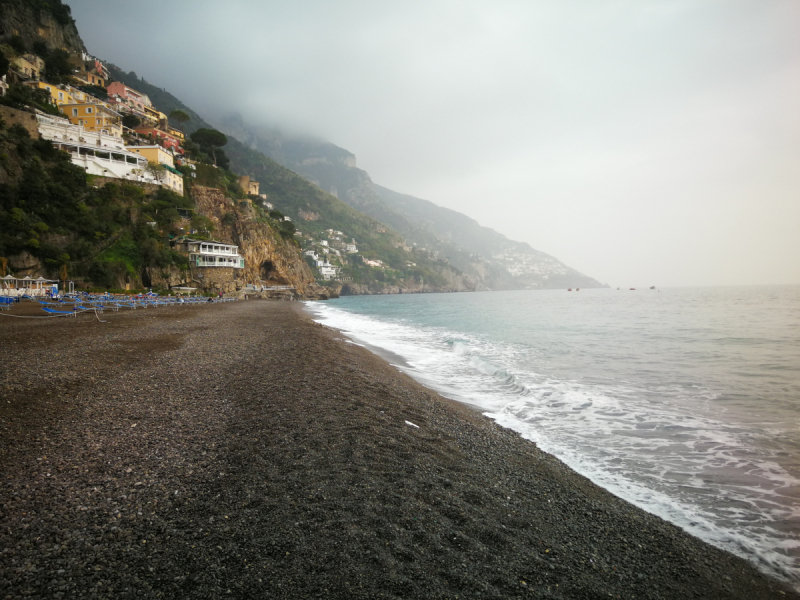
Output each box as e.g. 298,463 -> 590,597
304,293 -> 800,587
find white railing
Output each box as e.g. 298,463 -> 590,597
191,256 -> 245,268
198,246 -> 237,255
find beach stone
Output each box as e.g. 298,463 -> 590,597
0,300 -> 797,600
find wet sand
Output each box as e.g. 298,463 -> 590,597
0,300 -> 797,599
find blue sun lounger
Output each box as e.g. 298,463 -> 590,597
41,307 -> 77,317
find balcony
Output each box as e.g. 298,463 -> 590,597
190,254 -> 245,269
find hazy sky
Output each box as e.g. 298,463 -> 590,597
68,1 -> 800,286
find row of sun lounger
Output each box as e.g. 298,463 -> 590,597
0,294 -> 237,317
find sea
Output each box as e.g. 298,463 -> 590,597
304,285 -> 800,587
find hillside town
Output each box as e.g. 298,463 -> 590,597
3,51 -> 190,190
0,46 -> 380,285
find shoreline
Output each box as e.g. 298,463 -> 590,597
0,300 -> 797,599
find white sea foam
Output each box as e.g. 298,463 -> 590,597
304,292 -> 800,587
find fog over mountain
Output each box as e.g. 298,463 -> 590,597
68,1 -> 800,287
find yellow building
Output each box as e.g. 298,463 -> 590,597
24,81 -> 74,106
160,164 -> 184,195
76,72 -> 105,87
126,145 -> 174,167
10,54 -> 45,80
126,145 -> 183,195
60,102 -> 122,137
167,125 -> 185,141
142,105 -> 169,127
68,53 -> 108,87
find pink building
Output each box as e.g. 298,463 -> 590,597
133,126 -> 183,153
106,82 -> 152,114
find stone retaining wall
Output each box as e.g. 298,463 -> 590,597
191,266 -> 244,294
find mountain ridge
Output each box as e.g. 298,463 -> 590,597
104,68 -> 479,294
215,113 -> 606,290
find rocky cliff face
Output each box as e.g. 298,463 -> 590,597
0,1 -> 85,54
189,186 -> 333,299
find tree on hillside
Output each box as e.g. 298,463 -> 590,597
145,162 -> 166,184
190,128 -> 227,167
121,114 -> 141,129
76,84 -> 108,101
169,109 -> 190,129
0,84 -> 60,115
44,49 -> 74,83
32,41 -> 49,58
9,36 -> 26,54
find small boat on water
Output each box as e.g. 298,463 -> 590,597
629,288 -> 636,290
650,286 -> 656,289
567,288 -> 572,291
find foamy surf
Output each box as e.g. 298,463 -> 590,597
304,288 -> 800,588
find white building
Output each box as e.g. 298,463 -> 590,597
172,238 -> 245,269
317,261 -> 341,280
37,113 -> 149,180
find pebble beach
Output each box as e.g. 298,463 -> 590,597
1,300 -> 797,599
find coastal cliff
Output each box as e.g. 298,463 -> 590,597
0,0 -> 85,54
183,185 -> 333,299
0,2 -> 604,296
215,114 -> 607,291
0,112 -> 330,298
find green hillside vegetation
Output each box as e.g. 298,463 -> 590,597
107,66 -> 466,289
0,118 -> 189,289
225,148 -> 465,289
216,110 -> 606,290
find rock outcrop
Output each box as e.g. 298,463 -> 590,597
0,1 -> 85,54
187,185 -> 334,299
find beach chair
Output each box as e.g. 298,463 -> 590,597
41,306 -> 77,317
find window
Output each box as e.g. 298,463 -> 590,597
72,108 -> 78,116
96,119 -> 101,125
58,92 -> 64,100
86,107 -> 93,114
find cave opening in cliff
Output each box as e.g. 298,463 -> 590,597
261,260 -> 275,280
